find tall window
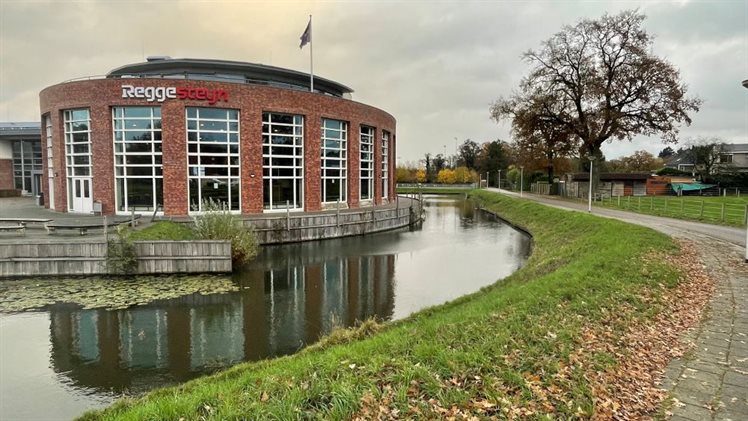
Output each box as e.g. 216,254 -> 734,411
11,140 -> 41,193
187,107 -> 240,212
45,115 -> 55,209
262,112 -> 304,210
321,119 -> 347,203
360,126 -> 374,201
381,131 -> 390,199
113,107 -> 163,212
64,109 -> 92,211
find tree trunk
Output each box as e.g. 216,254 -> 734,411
581,144 -> 601,199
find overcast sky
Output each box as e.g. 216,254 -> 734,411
1,0 -> 746,163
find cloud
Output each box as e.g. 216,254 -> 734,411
0,0 -> 745,160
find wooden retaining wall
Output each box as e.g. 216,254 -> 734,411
250,204 -> 422,245
0,240 -> 231,278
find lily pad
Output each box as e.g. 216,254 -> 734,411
0,275 -> 239,313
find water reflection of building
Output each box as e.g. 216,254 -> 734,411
48,255 -> 395,393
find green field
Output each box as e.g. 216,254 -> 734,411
81,190 -> 682,420
595,195 -> 748,226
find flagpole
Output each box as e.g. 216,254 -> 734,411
309,15 -> 313,93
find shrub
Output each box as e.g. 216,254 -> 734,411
106,226 -> 138,274
437,168 -> 456,184
192,198 -> 260,266
656,167 -> 692,177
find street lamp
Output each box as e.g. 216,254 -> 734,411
743,80 -> 748,262
454,137 -> 458,167
520,166 -> 524,197
588,156 -> 596,213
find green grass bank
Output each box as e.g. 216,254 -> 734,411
129,221 -> 195,241
81,190 -> 682,420
593,195 -> 748,227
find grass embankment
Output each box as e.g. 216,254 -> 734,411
129,221 -> 195,241
594,195 -> 748,227
81,190 -> 683,420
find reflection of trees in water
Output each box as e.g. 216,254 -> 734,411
48,254 -> 395,394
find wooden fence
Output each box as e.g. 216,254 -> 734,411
0,240 -> 231,278
598,195 -> 748,226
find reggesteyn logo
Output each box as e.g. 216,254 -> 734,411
121,85 -> 229,105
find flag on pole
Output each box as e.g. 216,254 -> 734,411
300,15 -> 313,92
299,18 -> 311,49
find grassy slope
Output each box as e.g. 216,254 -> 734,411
81,190 -> 680,420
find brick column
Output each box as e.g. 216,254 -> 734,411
90,104 -> 115,214
304,113 -> 322,212
161,102 -> 188,215
241,109 -> 264,214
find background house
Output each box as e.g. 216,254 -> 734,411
0,122 -> 42,197
663,143 -> 748,177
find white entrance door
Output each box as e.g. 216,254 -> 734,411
71,177 -> 93,213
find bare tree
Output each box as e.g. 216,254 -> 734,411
605,150 -> 663,173
493,95 -> 579,181
491,10 -> 700,182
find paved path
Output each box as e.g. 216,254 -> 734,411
0,196 -> 419,243
0,197 -> 139,243
486,189 -> 748,420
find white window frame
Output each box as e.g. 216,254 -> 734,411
381,130 -> 390,199
45,115 -> 55,209
262,112 -> 304,211
360,126 -> 374,201
320,119 -> 347,204
186,107 -> 241,213
64,109 -> 92,212
113,107 -> 163,214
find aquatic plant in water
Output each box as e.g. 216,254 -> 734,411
0,275 -> 239,312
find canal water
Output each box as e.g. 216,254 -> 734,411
0,195 -> 530,420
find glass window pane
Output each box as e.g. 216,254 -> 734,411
199,132 -> 228,142
200,120 -> 227,131
125,155 -> 152,165
123,108 -> 151,118
127,178 -> 154,210
71,109 -> 89,121
201,143 -> 228,154
124,143 -> 152,153
127,167 -> 153,176
72,122 -> 88,132
197,108 -> 226,120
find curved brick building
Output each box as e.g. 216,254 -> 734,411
39,57 -> 396,216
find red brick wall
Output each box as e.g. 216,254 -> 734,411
39,79 -> 396,216
0,159 -> 13,190
646,176 -> 671,196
